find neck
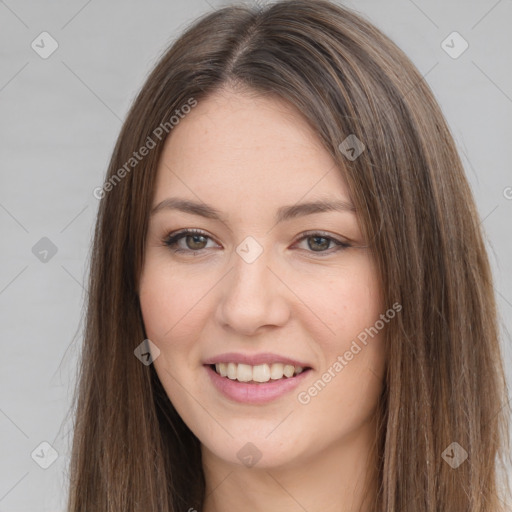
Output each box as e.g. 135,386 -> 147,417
201,416 -> 379,512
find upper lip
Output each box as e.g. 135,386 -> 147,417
203,352 -> 312,368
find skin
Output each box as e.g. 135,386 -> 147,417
139,86 -> 387,512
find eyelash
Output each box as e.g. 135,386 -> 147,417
162,228 -> 351,257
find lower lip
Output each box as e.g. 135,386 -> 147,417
205,365 -> 311,404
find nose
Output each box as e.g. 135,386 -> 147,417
215,245 -> 291,336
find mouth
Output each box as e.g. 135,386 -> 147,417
203,353 -> 314,403
208,362 -> 312,384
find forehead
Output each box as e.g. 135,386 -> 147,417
153,89 -> 352,210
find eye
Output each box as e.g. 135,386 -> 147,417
162,229 -> 351,256
163,228 -> 218,254
293,231 -> 351,256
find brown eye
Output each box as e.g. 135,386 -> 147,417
184,234 -> 208,250
163,229 -> 216,253
163,229 -> 350,257
307,236 -> 332,251
295,231 -> 351,255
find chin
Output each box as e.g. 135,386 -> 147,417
202,435 -> 305,471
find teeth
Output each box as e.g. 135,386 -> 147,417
213,362 -> 305,382
227,362 -> 237,380
253,364 -> 271,382
283,365 -> 295,378
270,363 -> 284,380
217,363 -> 228,377
237,363 -> 253,382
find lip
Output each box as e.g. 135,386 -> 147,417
203,352 -> 312,368
205,364 -> 312,404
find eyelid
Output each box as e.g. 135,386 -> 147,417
162,228 -> 351,254
293,229 -> 350,246
163,228 -> 219,247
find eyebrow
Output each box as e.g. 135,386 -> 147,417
150,197 -> 356,224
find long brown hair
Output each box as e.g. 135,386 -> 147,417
66,1 -> 511,510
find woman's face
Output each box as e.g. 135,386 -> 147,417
139,88 -> 387,470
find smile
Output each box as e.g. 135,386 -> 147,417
205,364 -> 311,404
211,362 -> 305,383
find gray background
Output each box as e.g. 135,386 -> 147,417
1,0 -> 511,509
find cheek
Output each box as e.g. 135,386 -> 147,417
292,261 -> 385,408
294,263 -> 382,349
138,263 -> 205,404
139,261 -> 208,343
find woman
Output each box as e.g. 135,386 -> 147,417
67,1 -> 511,510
